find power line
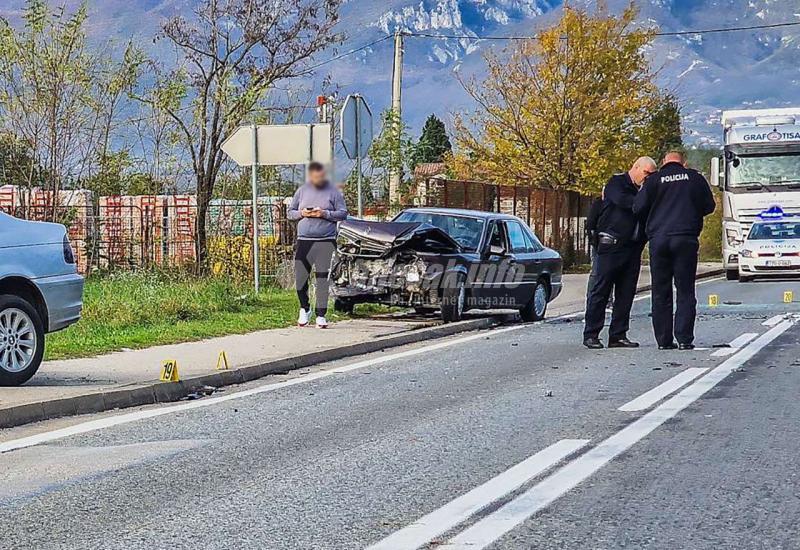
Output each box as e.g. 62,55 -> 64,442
306,35 -> 393,71
404,20 -> 800,41
301,20 -> 800,71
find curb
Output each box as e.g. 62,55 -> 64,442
0,316 -> 503,430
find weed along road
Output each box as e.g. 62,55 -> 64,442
1,278 -> 799,549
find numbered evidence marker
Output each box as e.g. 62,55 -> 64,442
160,359 -> 180,382
708,294 -> 720,307
216,350 -> 230,370
785,291 -> 794,304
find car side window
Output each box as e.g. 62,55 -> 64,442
525,228 -> 545,252
488,222 -> 503,247
505,222 -> 530,253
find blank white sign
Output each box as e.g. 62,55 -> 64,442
222,124 -> 332,167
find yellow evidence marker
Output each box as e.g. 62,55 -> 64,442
784,291 -> 794,304
160,359 -> 180,382
216,350 -> 230,370
708,294 -> 719,307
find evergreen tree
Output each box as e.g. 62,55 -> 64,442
412,115 -> 452,169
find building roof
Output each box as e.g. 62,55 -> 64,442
413,163 -> 447,178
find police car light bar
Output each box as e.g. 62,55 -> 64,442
757,206 -> 800,220
758,206 -> 786,220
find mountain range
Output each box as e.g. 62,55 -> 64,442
2,0 -> 800,149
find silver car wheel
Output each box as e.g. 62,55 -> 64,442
534,283 -> 548,318
457,285 -> 465,317
0,308 -> 37,373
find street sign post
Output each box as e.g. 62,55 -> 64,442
340,95 -> 373,217
222,123 -> 332,292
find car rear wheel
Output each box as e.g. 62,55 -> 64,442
441,272 -> 466,323
520,279 -> 549,322
0,295 -> 45,387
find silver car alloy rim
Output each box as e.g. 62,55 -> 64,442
457,285 -> 465,317
534,283 -> 547,317
0,308 -> 37,373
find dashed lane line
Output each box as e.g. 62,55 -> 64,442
443,319 -> 794,549
366,439 -> 589,550
617,367 -> 709,412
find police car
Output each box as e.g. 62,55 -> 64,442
738,206 -> 800,282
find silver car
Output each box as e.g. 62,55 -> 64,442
0,212 -> 84,385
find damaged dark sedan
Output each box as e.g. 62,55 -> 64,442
331,208 -> 563,323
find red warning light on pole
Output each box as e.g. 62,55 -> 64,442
317,95 -> 327,107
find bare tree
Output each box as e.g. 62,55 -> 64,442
147,0 -> 344,270
0,1 -> 141,218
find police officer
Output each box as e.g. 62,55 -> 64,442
583,157 -> 657,349
633,150 -> 716,350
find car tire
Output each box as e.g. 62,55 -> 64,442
333,298 -> 355,314
520,279 -> 550,322
726,269 -> 739,281
739,275 -> 753,283
441,272 -> 466,323
0,294 -> 45,387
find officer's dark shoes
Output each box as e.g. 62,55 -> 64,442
658,343 -> 678,350
583,337 -> 604,350
678,343 -> 695,351
608,338 -> 639,348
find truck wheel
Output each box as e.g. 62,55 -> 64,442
441,273 -> 466,323
726,269 -> 739,281
520,279 -> 550,322
0,295 -> 45,387
333,298 -> 355,314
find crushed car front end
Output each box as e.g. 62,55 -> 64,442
331,220 -> 462,308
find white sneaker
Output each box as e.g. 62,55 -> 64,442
297,308 -> 310,326
316,316 -> 328,328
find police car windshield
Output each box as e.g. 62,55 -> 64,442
393,212 -> 484,251
729,151 -> 800,188
748,221 -> 800,240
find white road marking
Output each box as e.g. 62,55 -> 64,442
618,368 -> 709,412
367,439 -> 589,550
0,325 -> 526,454
763,314 -> 787,327
444,319 -> 794,549
711,332 -> 759,357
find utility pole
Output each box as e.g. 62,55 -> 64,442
389,30 -> 404,204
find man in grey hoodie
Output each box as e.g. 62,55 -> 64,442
287,162 -> 348,328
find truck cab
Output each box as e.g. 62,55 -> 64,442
712,109 -> 800,280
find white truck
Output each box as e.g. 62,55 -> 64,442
712,108 -> 800,280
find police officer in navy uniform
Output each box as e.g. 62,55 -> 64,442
583,157 -> 657,349
633,150 -> 716,350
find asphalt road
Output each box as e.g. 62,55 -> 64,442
1,277 -> 799,549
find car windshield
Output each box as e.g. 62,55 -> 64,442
728,151 -> 800,188
748,221 -> 800,240
393,212 -> 485,251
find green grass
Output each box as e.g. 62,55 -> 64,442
45,271 -> 366,360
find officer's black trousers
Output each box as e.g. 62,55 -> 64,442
649,235 -> 700,346
583,244 -> 643,341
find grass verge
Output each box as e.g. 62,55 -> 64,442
45,271 -> 365,360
